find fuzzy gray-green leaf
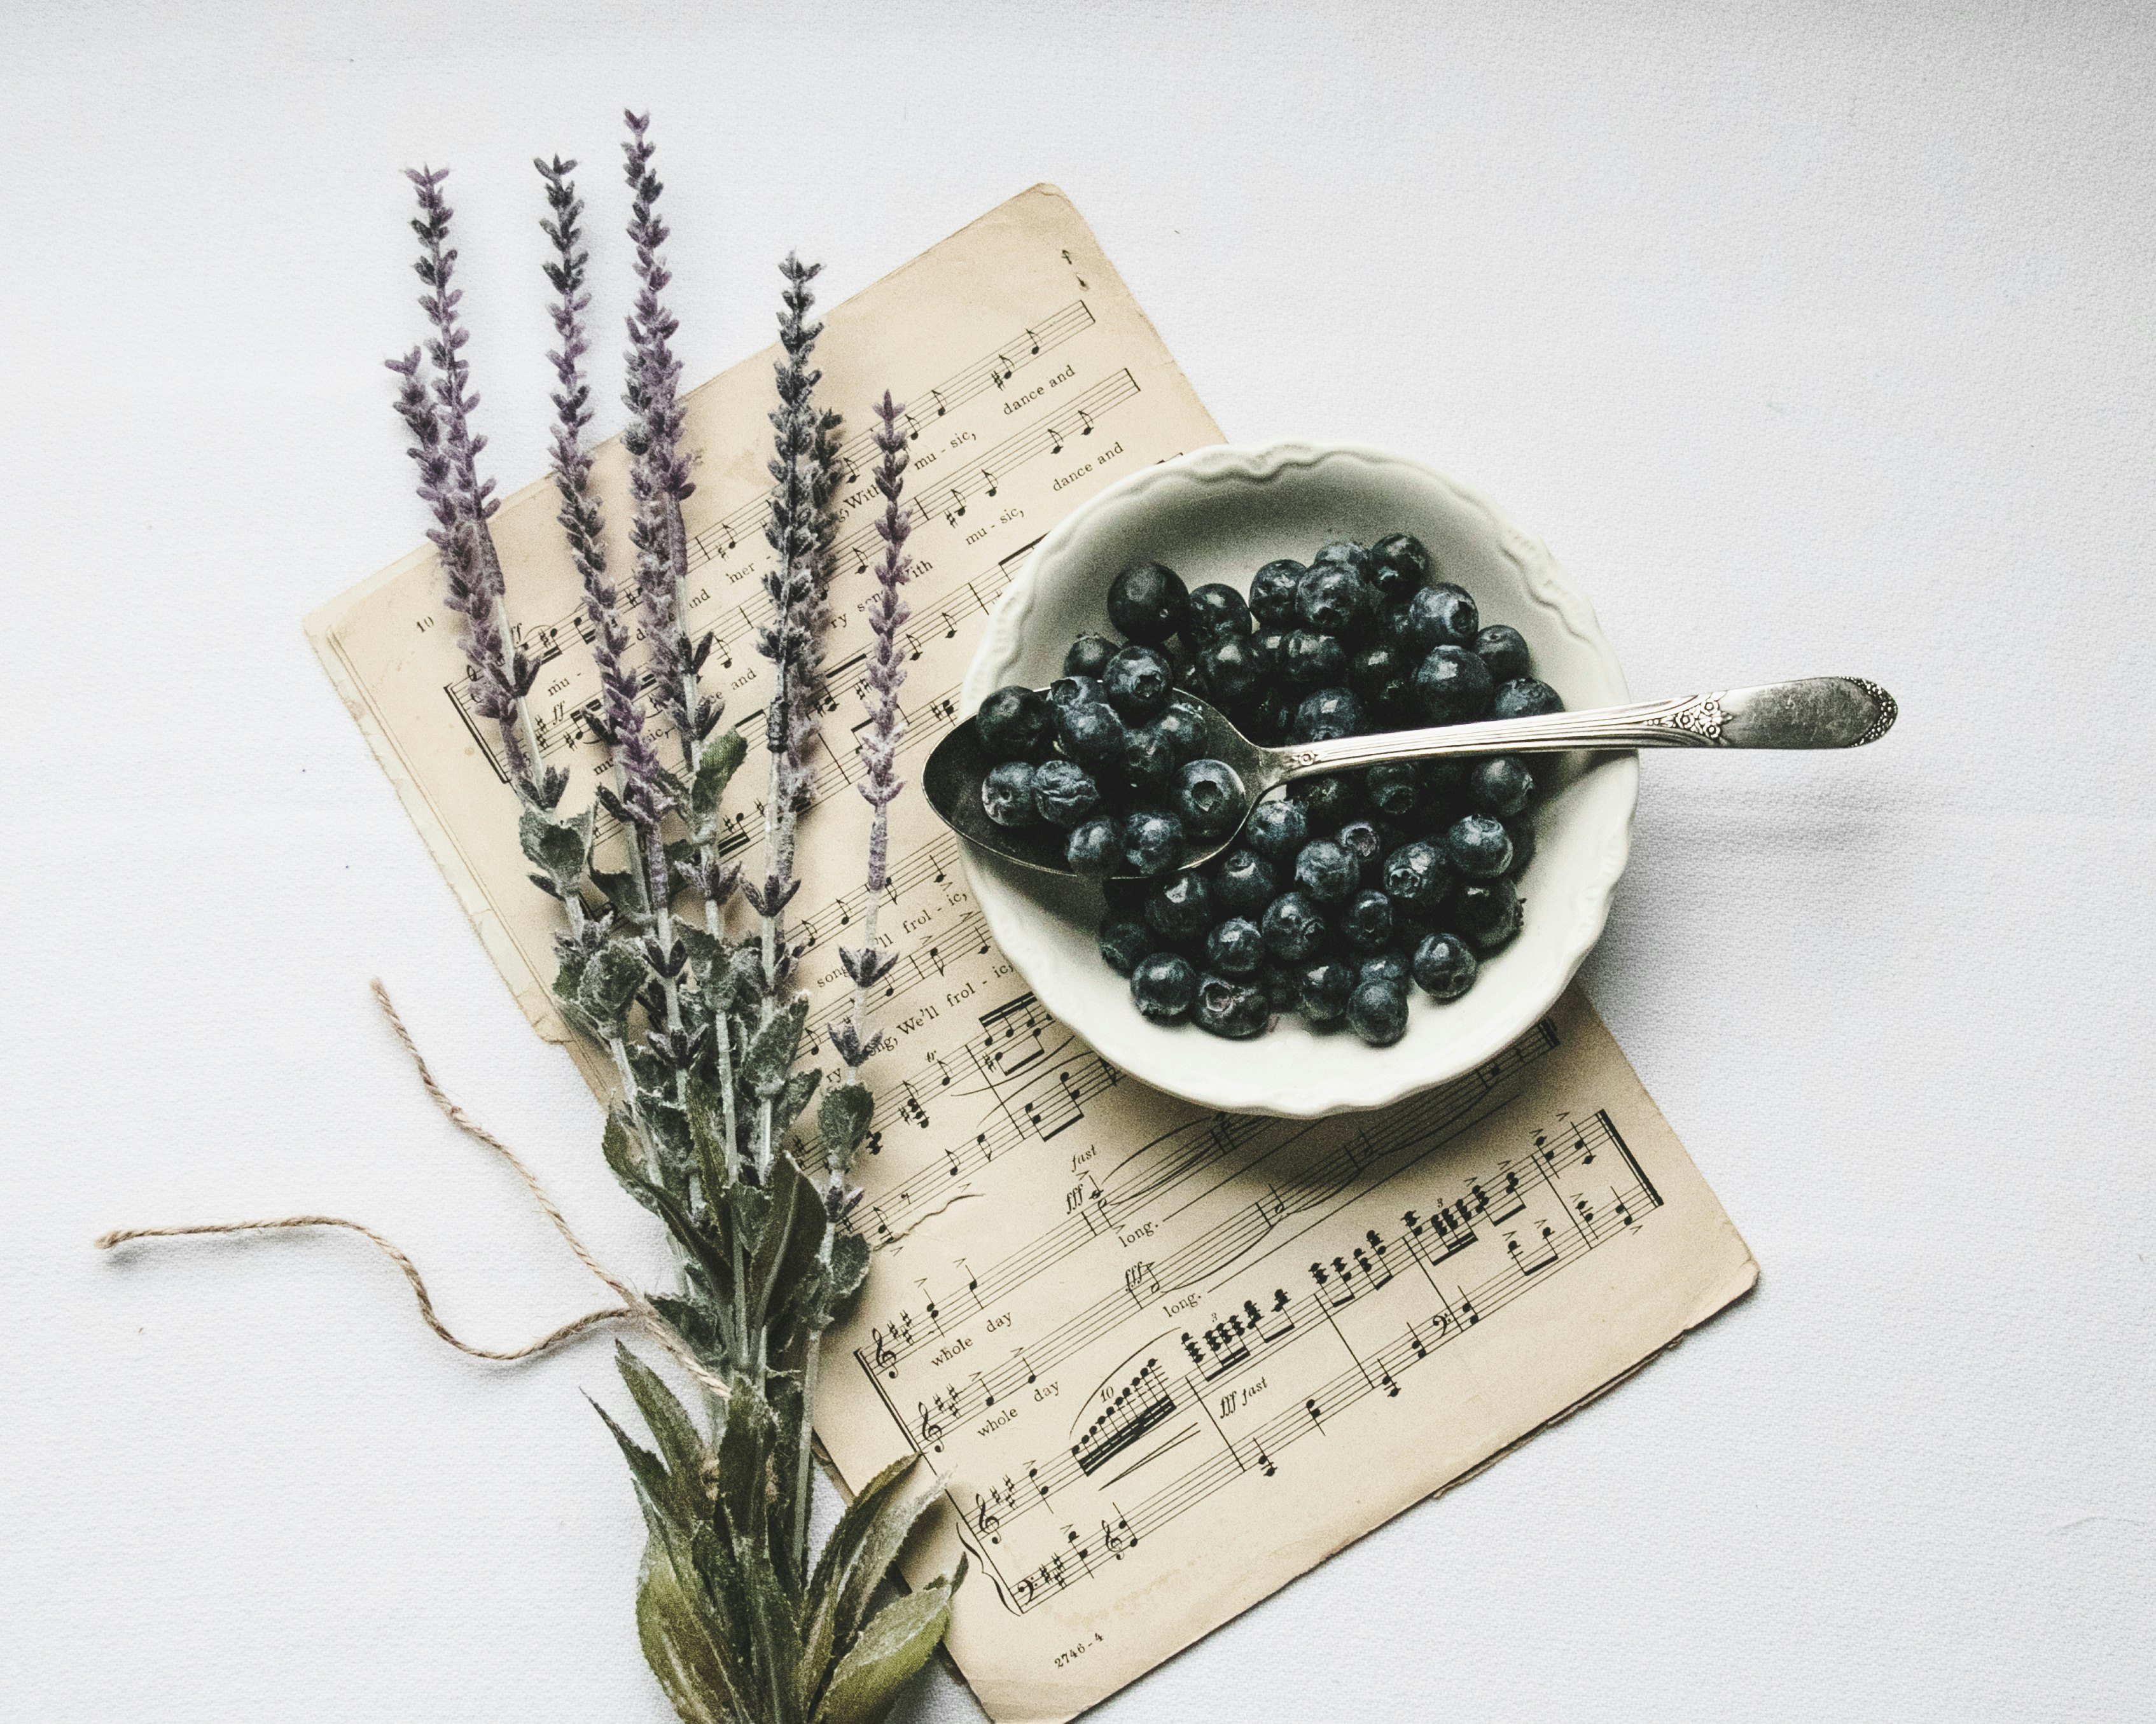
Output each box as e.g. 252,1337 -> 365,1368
771,1066 -> 823,1147
802,1452 -> 918,1693
601,1111 -> 663,1215
689,728 -> 749,820
520,806 -> 591,887
685,1073 -> 733,1202
816,1570 -> 958,1724
832,1473 -> 944,1657
576,938 -> 648,1027
818,1083 -> 873,1165
616,1344 -> 711,1527
637,1541 -> 748,1724
741,996 -> 809,1100
828,1229 -> 871,1304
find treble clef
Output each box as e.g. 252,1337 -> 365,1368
917,1401 -> 943,1445
974,1493 -> 1001,1541
870,1326 -> 898,1375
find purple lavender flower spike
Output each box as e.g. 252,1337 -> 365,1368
536,155 -> 667,846
824,391 -> 915,1085
387,166 -> 541,800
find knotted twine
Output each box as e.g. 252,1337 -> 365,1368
95,980 -> 727,1398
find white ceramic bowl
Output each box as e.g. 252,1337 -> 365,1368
961,441 -> 1636,1117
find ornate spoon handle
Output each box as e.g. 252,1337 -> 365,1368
1268,677 -> 1897,781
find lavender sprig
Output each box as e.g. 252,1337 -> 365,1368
826,393 -> 912,1102
387,167 -> 553,807
537,156 -> 667,847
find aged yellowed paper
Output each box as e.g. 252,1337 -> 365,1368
309,184 -> 1755,1722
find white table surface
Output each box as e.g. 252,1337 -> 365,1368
6,3 -> 2152,1719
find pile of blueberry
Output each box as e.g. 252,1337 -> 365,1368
971,534 -> 1563,1045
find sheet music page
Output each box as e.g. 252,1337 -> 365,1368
309,184 -> 1756,1723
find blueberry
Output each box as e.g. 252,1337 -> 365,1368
1368,532 -> 1436,602
1032,758 -> 1102,828
1244,798 -> 1309,863
1144,870 -> 1216,943
1050,674 -> 1104,710
1296,959 -> 1357,1024
1107,562 -> 1190,646
1473,623 -> 1531,685
1249,559 -> 1307,629
1290,771 -> 1364,826
1120,723 -> 1177,795
1347,980 -> 1410,1047
1123,809 -> 1186,877
1399,583 -> 1480,654
1419,757 -> 1470,812
1382,840 -> 1452,915
1491,677 -> 1564,720
1066,816 -> 1121,876
1257,962 -> 1307,1017
1185,583 -> 1253,643
1281,629 -> 1349,691
1248,629 -> 1288,679
1130,952 -> 1198,1023
1414,645 -> 1494,724
1468,754 -> 1534,816
1293,686 -> 1364,743
1297,562 -> 1367,634
1293,838 -> 1360,903
1411,931 -> 1478,1000
1155,699 -> 1211,765
1199,635 -> 1266,706
1171,658 -> 1211,702
1206,917 -> 1267,977
1055,699 -> 1127,769
1347,641 -> 1410,705
975,685 -> 1055,762
1445,812 -> 1513,878
1064,631 -> 1120,680
1098,916 -> 1156,974
1311,539 -> 1372,573
1336,818 -> 1385,865
1174,758 -> 1246,839
1503,816 -> 1537,879
980,760 -> 1038,826
1212,847 -> 1279,915
1360,951 -> 1410,991
1261,891 -> 1327,961
1238,689 -> 1297,745
1340,889 -> 1396,954
1449,877 -> 1522,953
1193,973 -> 1271,1039
1102,645 -> 1172,722
1364,759 -> 1422,821
1102,873 -> 1150,916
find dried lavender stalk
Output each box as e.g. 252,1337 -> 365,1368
536,156 -> 667,851
827,391 -> 913,1111
789,391 -> 912,1566
387,167 -> 550,806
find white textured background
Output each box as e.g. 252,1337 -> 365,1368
4,3 -> 2152,1719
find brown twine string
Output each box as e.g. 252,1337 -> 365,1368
95,979 -> 728,1397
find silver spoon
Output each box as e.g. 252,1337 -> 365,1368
924,675 -> 1898,880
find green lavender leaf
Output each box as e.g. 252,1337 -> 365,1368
601,1111 -> 664,1216
827,1230 -> 871,1304
830,1470 -> 944,1660
770,1067 -> 823,1148
814,1565 -> 962,1724
591,1396 -> 682,1541
800,1454 -> 918,1694
637,1540 -> 748,1724
741,997 -> 809,1101
713,1386 -> 775,1551
685,1074 -> 734,1202
689,728 -> 749,820
577,938 -> 648,1027
519,805 -> 592,889
677,926 -> 733,998
616,1344 -> 711,1526
818,1084 -> 873,1165
737,1536 -> 808,1724
590,864 -> 651,929
648,1294 -> 727,1373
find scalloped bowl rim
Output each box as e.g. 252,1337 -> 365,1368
958,440 -> 1636,1117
